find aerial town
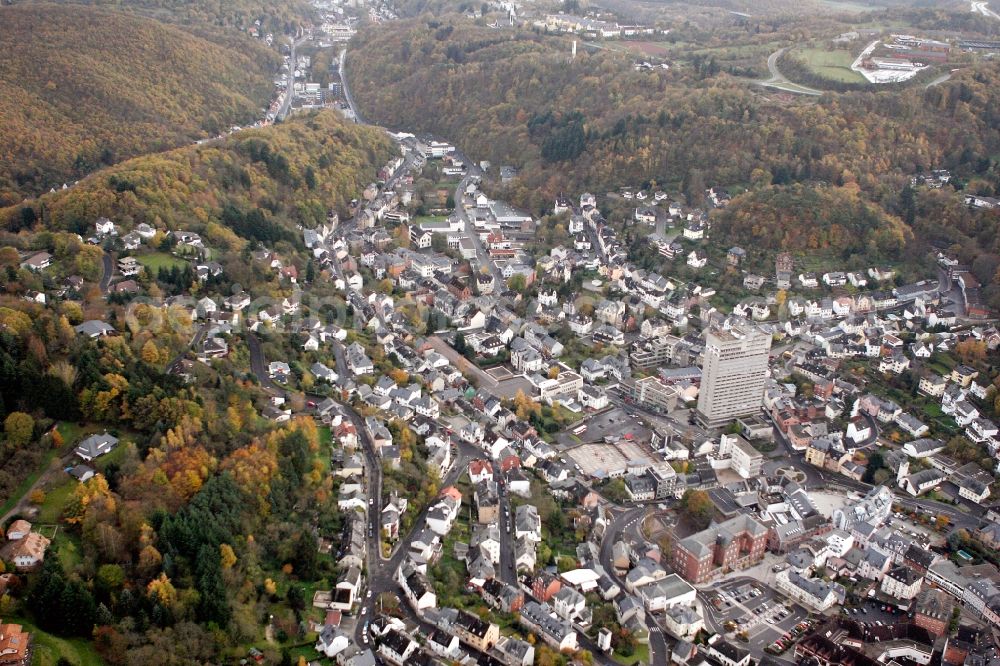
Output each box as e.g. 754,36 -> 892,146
18,65 -> 1000,666
5,0 -> 1000,664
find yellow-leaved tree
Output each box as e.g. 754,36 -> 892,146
64,474 -> 116,525
220,543 -> 237,569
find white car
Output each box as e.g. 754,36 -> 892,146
367,590 -> 373,599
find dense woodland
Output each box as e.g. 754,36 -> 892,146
27,0 -> 312,30
714,184 -> 912,260
349,19 -> 1000,205
2,111 -> 397,246
349,17 -> 1000,303
0,3 -> 282,203
0,309 -> 335,663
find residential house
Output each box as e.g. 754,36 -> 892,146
75,432 -> 119,461
518,601 -> 577,652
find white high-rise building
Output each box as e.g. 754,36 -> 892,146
696,324 -> 771,428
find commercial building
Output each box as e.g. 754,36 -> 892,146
775,570 -> 846,611
913,588 -> 953,638
634,573 -> 696,612
881,565 -> 923,601
832,485 -> 892,531
696,325 -> 771,428
672,515 -> 769,583
536,371 -> 583,406
717,433 -> 763,479
619,376 -> 679,413
630,335 -> 683,369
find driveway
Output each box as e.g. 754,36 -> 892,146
246,333 -> 278,391
99,252 -> 114,294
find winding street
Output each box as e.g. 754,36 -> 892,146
925,70 -> 954,88
598,505 -> 669,666
972,0 -> 1000,20
246,332 -> 279,392
759,48 -> 823,96
165,323 -> 208,375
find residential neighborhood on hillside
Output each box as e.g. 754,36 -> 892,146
7,0 -> 1000,663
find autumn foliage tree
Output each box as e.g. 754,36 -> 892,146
679,489 -> 715,530
3,412 -> 33,448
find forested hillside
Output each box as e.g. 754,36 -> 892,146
349,19 -> 1000,216
27,0 -> 311,29
0,3 -> 282,203
3,111 -> 397,245
713,184 -> 913,261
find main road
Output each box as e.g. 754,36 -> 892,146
277,35 -> 312,121
452,167 -> 505,288
339,48 -> 366,124
759,48 -> 823,96
339,44 -> 505,291
972,0 -> 1000,20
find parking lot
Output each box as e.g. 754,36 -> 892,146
840,597 -> 908,625
747,600 -> 810,655
556,407 -> 652,447
709,579 -> 811,655
886,512 -> 941,547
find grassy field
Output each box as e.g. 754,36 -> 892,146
817,0 -> 885,11
795,47 -> 866,83
614,643 -> 650,666
53,530 -> 83,573
136,252 -> 188,273
37,479 -> 74,523
11,617 -> 103,666
56,422 -> 84,443
924,403 -> 944,419
621,41 -> 672,57
289,644 -> 322,663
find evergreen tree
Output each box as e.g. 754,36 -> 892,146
453,332 -> 467,356
195,545 -> 230,627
